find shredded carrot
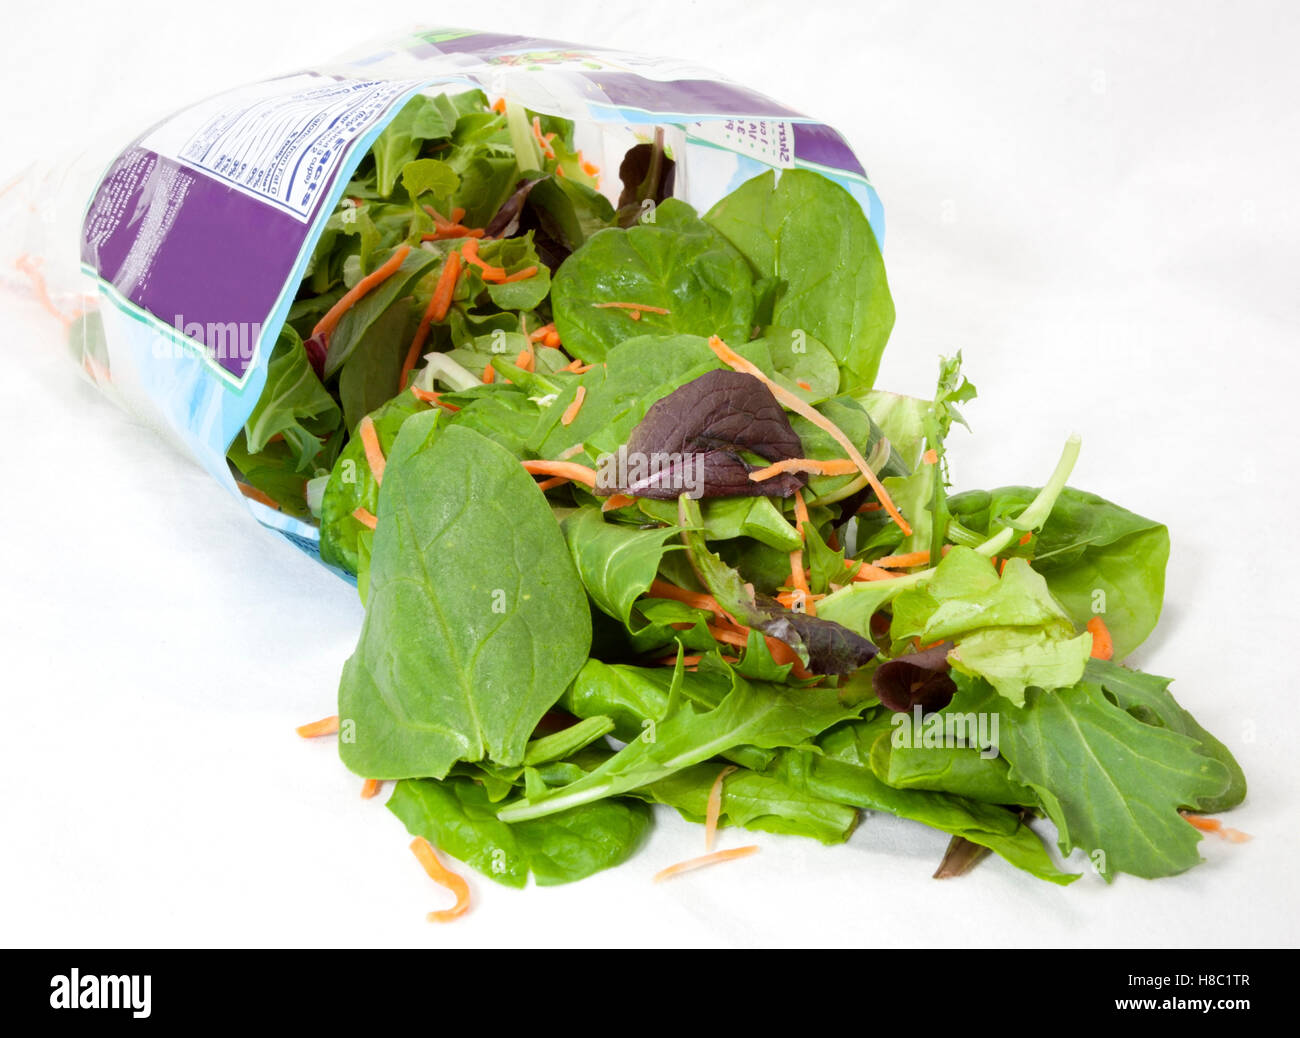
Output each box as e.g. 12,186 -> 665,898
236,482 -> 280,511
482,363 -> 496,384
708,336 -> 912,535
409,838 -> 471,922
534,476 -> 568,491
351,507 -> 378,530
922,448 -> 939,465
592,301 -> 671,315
420,226 -> 483,241
628,309 -> 642,321
410,387 -> 460,411
776,590 -> 825,609
360,778 -> 383,799
296,715 -> 339,738
1183,813 -> 1252,842
561,385 -> 587,426
857,501 -> 883,513
357,415 -> 386,485
1086,616 -> 1114,660
531,116 -> 556,159
792,488 -> 811,537
492,97 -> 506,114
873,550 -> 930,569
560,358 -> 592,374
544,329 -> 561,349
846,559 -> 897,582
750,457 -> 858,483
558,443 -> 588,460
796,380 -> 812,391
529,323 -> 556,342
521,459 -> 598,488
501,265 -> 539,283
998,557 -> 1009,575
649,579 -> 723,615
312,245 -> 411,341
601,493 -> 637,512
653,845 -> 760,882
788,550 -> 811,596
704,766 -> 738,852
15,254 -> 81,329
1019,532 -> 1033,546
459,239 -> 508,280
426,251 -> 463,325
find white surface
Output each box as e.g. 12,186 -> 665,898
1,0 -> 1296,948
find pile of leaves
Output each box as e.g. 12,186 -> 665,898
230,90 -> 1245,897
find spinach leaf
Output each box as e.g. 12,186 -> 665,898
550,199 -> 758,363
705,169 -> 895,391
388,776 -> 651,888
338,424 -> 591,779
337,299 -> 413,433
561,507 -> 681,629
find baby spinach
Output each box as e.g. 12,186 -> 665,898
338,424 -> 591,779
550,199 -> 758,363
705,169 -> 895,392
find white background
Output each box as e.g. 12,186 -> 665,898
1,0 -> 1296,948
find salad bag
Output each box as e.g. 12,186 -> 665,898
63,27 -> 884,569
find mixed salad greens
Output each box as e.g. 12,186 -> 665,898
231,89 -> 1246,907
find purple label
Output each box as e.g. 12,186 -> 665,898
81,148 -> 307,380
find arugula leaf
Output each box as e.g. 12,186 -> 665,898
550,199 -> 758,363
780,715 -> 1077,884
952,671 -> 1232,880
338,424 -> 591,778
388,776 -> 650,888
1083,659 -> 1246,812
705,169 -> 894,391
498,663 -> 866,822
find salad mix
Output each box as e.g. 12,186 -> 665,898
231,90 -> 1247,914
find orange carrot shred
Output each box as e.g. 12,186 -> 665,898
1086,616 -> 1114,660
653,845 -> 760,883
236,482 -> 281,511
708,336 -> 912,535
796,380 -> 812,391
312,246 -> 411,341
428,251 -> 462,324
704,766 -> 739,851
1019,532 -> 1033,546
792,488 -> 811,536
601,494 -> 637,512
482,363 -> 496,385
501,265 -> 539,283
529,323 -> 555,342
922,448 -> 939,465
846,559 -> 897,582
351,507 -> 378,530
410,387 -> 460,412
360,778 -> 382,799
1183,812 -> 1252,842
561,385 -> 587,426
409,838 -> 471,922
521,459 -> 598,488
492,97 -> 506,114
749,457 -> 858,482
544,330 -> 561,349
534,476 -> 568,491
357,415 -> 385,485
873,550 -> 930,569
296,715 -> 339,738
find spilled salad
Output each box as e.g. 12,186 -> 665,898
232,90 -> 1247,917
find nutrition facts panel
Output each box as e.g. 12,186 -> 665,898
139,73 -> 424,220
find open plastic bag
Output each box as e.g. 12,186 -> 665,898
12,26 -> 883,569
